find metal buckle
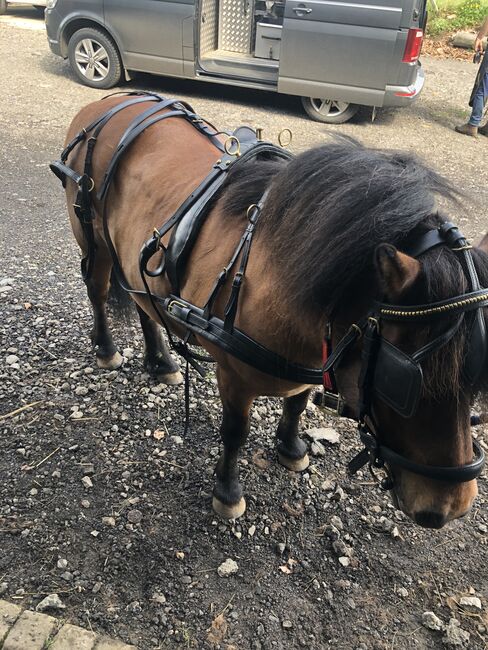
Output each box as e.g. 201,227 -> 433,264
318,390 -> 346,417
167,299 -> 187,316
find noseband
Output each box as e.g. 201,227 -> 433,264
324,221 -> 487,488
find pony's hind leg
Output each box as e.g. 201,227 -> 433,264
276,389 -> 311,472
136,305 -> 182,385
212,367 -> 253,519
85,250 -> 123,370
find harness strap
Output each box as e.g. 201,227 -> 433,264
323,323 -> 364,374
379,438 -> 485,483
222,198 -> 265,332
61,94 -> 162,164
163,296 -> 323,385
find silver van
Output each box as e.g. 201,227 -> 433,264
45,0 -> 426,123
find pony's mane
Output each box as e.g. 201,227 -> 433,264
221,139 -> 488,397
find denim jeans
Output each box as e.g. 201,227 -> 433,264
469,85 -> 486,126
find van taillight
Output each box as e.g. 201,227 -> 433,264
402,29 -> 423,63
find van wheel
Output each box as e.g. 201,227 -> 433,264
0,0 -> 7,15
68,27 -> 122,89
301,97 -> 359,124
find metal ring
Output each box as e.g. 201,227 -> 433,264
278,128 -> 292,148
78,176 -> 95,192
246,203 -> 259,220
224,136 -> 241,157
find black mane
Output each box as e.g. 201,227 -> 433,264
221,139 -> 488,396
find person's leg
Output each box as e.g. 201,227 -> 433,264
456,74 -> 487,136
468,85 -> 485,126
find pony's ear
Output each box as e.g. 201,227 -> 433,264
375,244 -> 421,300
477,232 -> 488,253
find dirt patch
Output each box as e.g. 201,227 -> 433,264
423,34 -> 476,60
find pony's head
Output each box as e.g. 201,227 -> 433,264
332,236 -> 488,528
253,140 -> 488,528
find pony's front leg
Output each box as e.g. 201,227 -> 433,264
213,368 -> 254,519
276,389 -> 311,472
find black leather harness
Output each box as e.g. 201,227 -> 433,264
51,92 -> 486,490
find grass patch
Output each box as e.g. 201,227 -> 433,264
427,0 -> 488,36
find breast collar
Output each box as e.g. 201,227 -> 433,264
322,221 -> 487,488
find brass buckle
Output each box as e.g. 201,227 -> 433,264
167,299 -> 187,315
153,228 -> 164,249
451,244 -> 472,251
367,316 -> 379,332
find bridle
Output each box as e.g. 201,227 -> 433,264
323,221 -> 487,489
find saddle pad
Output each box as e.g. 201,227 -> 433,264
165,126 -> 260,295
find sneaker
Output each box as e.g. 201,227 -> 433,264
454,123 -> 478,137
479,123 -> 488,137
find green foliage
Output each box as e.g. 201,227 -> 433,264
456,0 -> 487,24
427,0 -> 488,36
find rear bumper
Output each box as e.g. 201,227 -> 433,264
383,63 -> 425,107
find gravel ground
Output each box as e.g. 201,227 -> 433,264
0,9 -> 487,650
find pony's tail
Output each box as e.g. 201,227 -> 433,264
107,269 -> 133,315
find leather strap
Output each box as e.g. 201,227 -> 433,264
162,296 -> 323,385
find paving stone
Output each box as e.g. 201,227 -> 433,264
51,623 -> 97,650
94,637 -> 137,650
0,600 -> 22,643
3,609 -> 56,650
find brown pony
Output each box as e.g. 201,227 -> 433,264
59,95 -> 488,528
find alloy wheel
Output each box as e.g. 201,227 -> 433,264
74,38 -> 110,82
309,98 -> 351,119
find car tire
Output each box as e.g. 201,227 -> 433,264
68,27 -> 122,89
301,96 -> 359,124
0,0 -> 7,16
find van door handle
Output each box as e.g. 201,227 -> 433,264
293,5 -> 312,15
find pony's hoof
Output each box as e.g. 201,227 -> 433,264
159,370 -> 184,386
278,452 -> 310,472
212,496 -> 246,520
97,351 -> 124,370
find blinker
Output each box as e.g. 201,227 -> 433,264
373,339 -> 423,418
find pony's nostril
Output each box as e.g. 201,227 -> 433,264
414,511 -> 447,529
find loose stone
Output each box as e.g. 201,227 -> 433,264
422,611 -> 444,631
36,593 -> 66,612
127,509 -> 143,524
217,558 -> 238,577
